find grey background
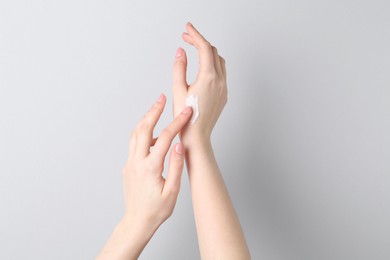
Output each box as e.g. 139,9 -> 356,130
1,0 -> 389,259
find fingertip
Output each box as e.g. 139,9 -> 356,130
175,142 -> 184,155
185,22 -> 200,37
181,106 -> 193,115
172,48 -> 188,95
175,47 -> 184,58
157,93 -> 166,103
153,93 -> 167,110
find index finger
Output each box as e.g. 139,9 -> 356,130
149,106 -> 193,164
130,94 -> 166,160
182,22 -> 215,74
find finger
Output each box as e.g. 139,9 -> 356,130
172,47 -> 188,103
134,94 -> 166,159
184,22 -> 215,74
150,106 -> 192,163
212,46 -> 223,77
182,32 -> 194,46
220,56 -> 226,79
127,129 -> 138,162
163,143 -> 184,197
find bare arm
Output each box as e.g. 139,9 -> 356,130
186,136 -> 250,260
172,22 -> 251,260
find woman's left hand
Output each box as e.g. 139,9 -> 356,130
122,93 -> 192,229
97,93 -> 192,260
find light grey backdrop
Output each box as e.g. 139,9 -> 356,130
1,0 -> 389,259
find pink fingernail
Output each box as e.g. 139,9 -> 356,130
181,106 -> 192,114
176,48 -> 183,58
157,93 -> 165,103
175,143 -> 183,154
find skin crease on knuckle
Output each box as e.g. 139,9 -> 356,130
165,112 -> 188,137
201,39 -> 212,50
137,115 -> 154,133
150,102 -> 164,117
175,112 -> 188,126
160,128 -> 173,141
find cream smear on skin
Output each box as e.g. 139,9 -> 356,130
185,95 -> 199,124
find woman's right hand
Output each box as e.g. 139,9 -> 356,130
172,22 -> 228,146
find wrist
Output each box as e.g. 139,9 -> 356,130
119,215 -> 159,242
182,134 -> 215,164
98,216 -> 158,260
180,126 -> 211,149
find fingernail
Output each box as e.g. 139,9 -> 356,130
175,143 -> 183,154
157,93 -> 165,103
182,106 -> 192,114
175,48 -> 183,58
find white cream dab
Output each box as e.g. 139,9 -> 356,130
185,95 -> 199,124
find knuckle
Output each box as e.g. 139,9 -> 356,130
147,103 -> 163,121
161,128 -> 173,139
166,184 -> 180,198
174,150 -> 185,161
201,71 -> 218,84
137,119 -> 152,133
201,40 -> 212,49
176,113 -> 187,124
150,103 -> 163,117
174,58 -> 186,67
174,115 -> 188,129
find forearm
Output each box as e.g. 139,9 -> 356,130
96,218 -> 157,260
185,137 -> 250,260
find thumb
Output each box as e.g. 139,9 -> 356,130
172,48 -> 188,110
163,142 -> 185,197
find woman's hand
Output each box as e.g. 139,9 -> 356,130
171,23 -> 250,260
172,22 -> 227,146
122,94 -> 192,229
97,94 -> 193,260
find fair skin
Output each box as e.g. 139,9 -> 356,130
97,22 -> 250,260
96,97 -> 193,260
173,22 -> 251,260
